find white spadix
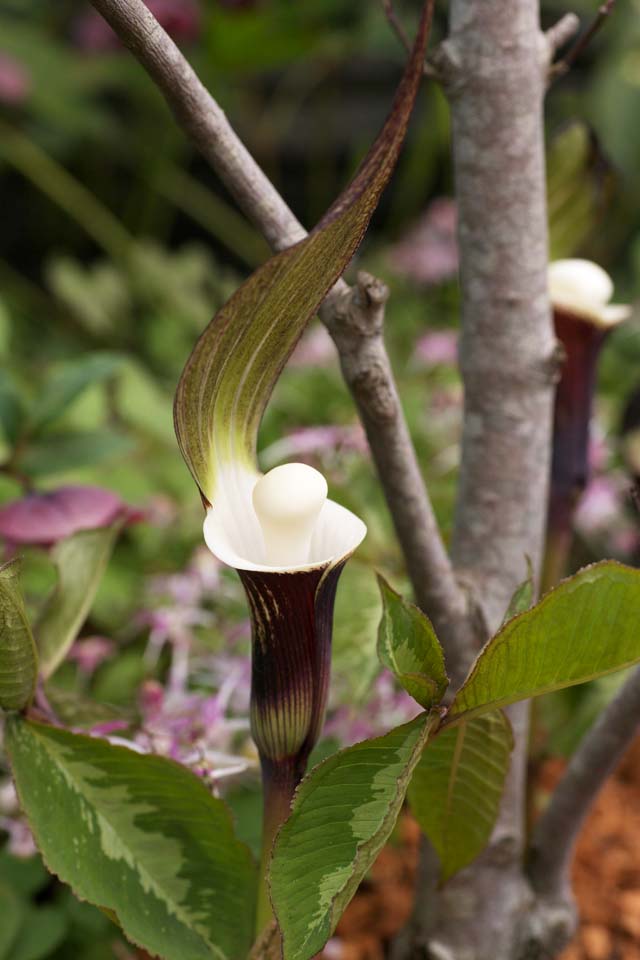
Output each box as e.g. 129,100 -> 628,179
548,259 -> 632,327
252,463 -> 328,566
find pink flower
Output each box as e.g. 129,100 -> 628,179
72,0 -> 200,52
387,198 -> 458,286
289,326 -> 337,368
0,816 -> 37,858
68,636 -> 115,675
260,424 -> 368,470
0,53 -> 30,105
574,475 -> 622,534
415,330 -> 458,369
0,485 -> 131,547
324,672 -> 421,746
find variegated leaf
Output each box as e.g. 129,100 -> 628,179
6,717 -> 256,960
269,712 -> 438,960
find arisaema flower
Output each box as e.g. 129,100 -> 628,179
544,259 -> 632,587
173,0 -> 433,931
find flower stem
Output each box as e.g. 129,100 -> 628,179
541,504 -> 575,594
255,755 -> 304,936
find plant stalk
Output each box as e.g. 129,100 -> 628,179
255,756 -> 304,936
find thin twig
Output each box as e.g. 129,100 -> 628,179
545,13 -> 581,59
550,0 -> 616,82
383,0 -> 413,55
88,0 -> 468,657
382,0 -> 440,79
528,663 -> 640,899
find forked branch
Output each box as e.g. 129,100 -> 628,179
549,0 -> 616,83
88,0 -> 469,660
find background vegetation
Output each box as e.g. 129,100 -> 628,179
0,1 -> 639,956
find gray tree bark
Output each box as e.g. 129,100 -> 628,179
400,3 -> 558,958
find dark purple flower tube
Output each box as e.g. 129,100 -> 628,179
545,260 -> 631,587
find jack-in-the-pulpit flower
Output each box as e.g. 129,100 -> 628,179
174,0 -> 431,931
544,259 -> 632,587
203,458 -> 365,782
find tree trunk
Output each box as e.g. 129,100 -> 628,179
400,2 -> 558,958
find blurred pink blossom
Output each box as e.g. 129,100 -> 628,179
0,780 -> 36,858
0,53 -> 30,105
0,485 -> 130,547
574,475 -> 623,534
72,0 -> 200,52
415,330 -> 458,369
261,424 -> 368,470
132,680 -> 253,783
289,325 -> 337,368
387,198 -> 458,286
0,816 -> 37,858
68,636 -> 115,675
324,672 -> 420,746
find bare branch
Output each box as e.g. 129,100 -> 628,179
89,0 -> 306,252
322,273 -> 473,671
528,663 -> 640,900
550,1 -> 616,83
88,0 -> 468,656
382,0 -> 441,80
383,0 -> 413,56
545,13 -> 581,59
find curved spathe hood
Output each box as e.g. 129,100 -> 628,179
549,259 -> 632,328
202,464 -> 366,574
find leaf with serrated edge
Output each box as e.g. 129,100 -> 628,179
6,718 -> 256,960
270,712 -> 439,960
408,711 -> 513,882
0,559 -> 38,711
377,575 -> 448,708
37,525 -> 121,680
502,558 -> 534,625
174,1 -> 434,505
449,561 -> 640,723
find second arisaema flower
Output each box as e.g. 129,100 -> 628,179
544,259 -> 631,588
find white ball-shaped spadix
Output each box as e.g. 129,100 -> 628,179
548,259 -> 632,327
252,463 -> 328,566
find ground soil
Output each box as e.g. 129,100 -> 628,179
321,737 -> 640,960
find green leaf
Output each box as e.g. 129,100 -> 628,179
407,711 -> 513,882
0,559 -> 38,711
43,686 -> 130,731
29,353 -> 123,435
270,712 -> 438,960
19,429 -> 133,477
0,883 -> 25,960
36,525 -> 121,680
10,906 -> 67,960
6,717 -> 257,960
0,372 -> 26,446
376,575 -> 448,708
449,561 -> 640,723
0,851 -> 48,897
174,4 -> 434,503
503,559 -> 534,624
547,123 -> 613,260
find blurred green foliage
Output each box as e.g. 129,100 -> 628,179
0,1 -> 639,956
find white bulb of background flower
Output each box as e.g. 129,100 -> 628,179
252,463 -> 328,566
548,259 -> 632,327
